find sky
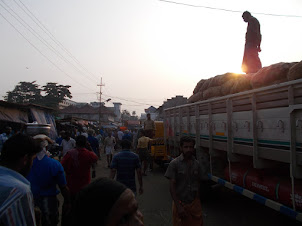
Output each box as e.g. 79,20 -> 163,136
0,0 -> 302,116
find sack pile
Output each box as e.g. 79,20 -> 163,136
189,61 -> 302,103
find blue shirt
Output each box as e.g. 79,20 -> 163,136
0,166 -> 36,226
111,150 -> 141,192
87,135 -> 99,154
0,133 -> 11,152
27,155 -> 66,198
55,136 -> 63,145
122,133 -> 132,142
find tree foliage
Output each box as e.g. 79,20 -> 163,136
121,109 -> 131,120
42,83 -> 72,109
4,81 -> 72,109
4,81 -> 42,104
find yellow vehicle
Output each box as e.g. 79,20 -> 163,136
150,121 -> 170,166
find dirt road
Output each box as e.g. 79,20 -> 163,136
59,151 -> 301,226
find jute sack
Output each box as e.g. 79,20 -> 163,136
251,62 -> 296,88
287,61 -> 302,81
230,75 -> 253,94
203,86 -> 222,99
208,73 -> 242,88
200,77 -> 214,92
193,79 -> 206,94
221,79 -> 235,96
188,91 -> 203,103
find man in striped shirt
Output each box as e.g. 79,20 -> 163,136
110,139 -> 143,195
0,134 -> 40,226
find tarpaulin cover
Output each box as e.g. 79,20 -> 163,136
30,108 -> 57,140
0,106 -> 28,123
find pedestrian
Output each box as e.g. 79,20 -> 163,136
87,129 -> 100,159
241,11 -> 262,74
27,134 -> 71,226
72,177 -> 144,226
104,131 -> 116,167
143,113 -> 155,138
110,139 -> 143,195
60,131 -> 76,159
0,133 -> 40,225
164,136 -> 203,226
55,130 -> 65,146
136,130 -> 152,176
0,126 -> 12,152
117,128 -> 124,150
122,130 -> 132,142
60,135 -> 98,225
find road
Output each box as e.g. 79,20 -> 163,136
59,152 -> 301,226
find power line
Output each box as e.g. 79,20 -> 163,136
102,93 -> 160,107
158,0 -> 302,18
2,0 -> 99,86
14,0 -> 100,82
0,9 -> 93,91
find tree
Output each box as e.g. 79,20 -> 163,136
4,81 -> 42,104
4,81 -> 72,110
132,111 -> 136,116
42,83 -> 72,109
121,109 -> 131,120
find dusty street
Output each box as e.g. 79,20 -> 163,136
59,151 -> 301,226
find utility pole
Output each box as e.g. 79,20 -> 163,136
97,77 -> 105,127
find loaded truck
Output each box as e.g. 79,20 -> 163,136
164,78 -> 302,222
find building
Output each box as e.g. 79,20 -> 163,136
59,99 -> 78,109
58,104 -> 116,124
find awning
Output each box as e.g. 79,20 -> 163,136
0,106 -> 28,123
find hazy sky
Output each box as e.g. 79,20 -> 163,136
1,0 -> 302,115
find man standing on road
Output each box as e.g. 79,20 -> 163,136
165,136 -> 203,226
0,126 -> 12,152
136,130 -> 152,176
241,11 -> 262,74
0,134 -> 40,225
143,113 -> 155,138
117,128 -> 124,150
110,139 -> 143,195
61,135 -> 98,225
60,131 -> 76,159
87,129 -> 100,159
27,134 -> 71,226
104,131 -> 116,168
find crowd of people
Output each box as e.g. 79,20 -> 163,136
0,111 -> 205,226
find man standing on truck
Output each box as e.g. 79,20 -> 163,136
143,113 -> 155,138
241,11 -> 262,74
165,136 -> 203,226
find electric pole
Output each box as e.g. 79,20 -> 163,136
97,77 -> 105,127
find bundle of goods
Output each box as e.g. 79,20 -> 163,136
189,61 -> 302,103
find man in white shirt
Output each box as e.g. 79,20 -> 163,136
104,132 -> 116,168
60,131 -> 76,158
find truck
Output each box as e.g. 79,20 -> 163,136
149,121 -> 171,167
164,78 -> 302,222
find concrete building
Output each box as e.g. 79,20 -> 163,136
59,99 -> 77,109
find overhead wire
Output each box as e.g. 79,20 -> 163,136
157,0 -> 302,18
1,0 -> 99,86
14,0 -> 101,82
0,8 -> 93,91
102,93 -> 160,107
